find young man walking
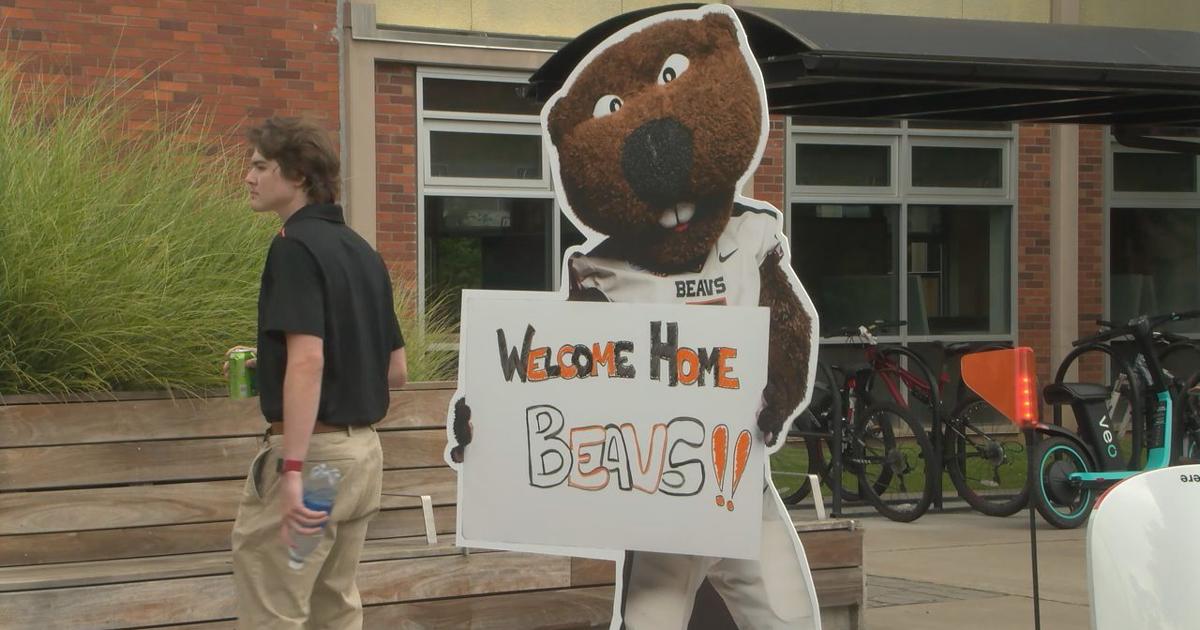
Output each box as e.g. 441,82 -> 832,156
230,117 -> 407,629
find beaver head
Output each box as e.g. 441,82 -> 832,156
546,9 -> 764,272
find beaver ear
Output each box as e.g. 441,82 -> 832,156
546,99 -> 568,148
700,12 -> 740,44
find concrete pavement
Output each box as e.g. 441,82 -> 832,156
859,509 -> 1089,630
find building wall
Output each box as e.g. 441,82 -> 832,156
363,0 -> 1200,406
1081,0 -> 1200,30
375,63 -> 419,285
375,0 -> 1056,35
1018,124 -> 1053,384
752,115 -> 787,212
1077,125 -> 1106,385
0,0 -> 340,139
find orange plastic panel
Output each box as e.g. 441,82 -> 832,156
960,347 -> 1039,428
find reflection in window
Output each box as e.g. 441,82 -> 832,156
422,78 -> 541,116
911,146 -> 1002,189
424,197 -> 554,324
795,144 -> 890,187
1111,207 -> 1200,332
1113,152 -> 1196,193
790,204 -> 899,335
907,205 -> 1011,335
429,131 -> 542,180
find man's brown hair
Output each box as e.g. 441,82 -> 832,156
246,117 -> 340,204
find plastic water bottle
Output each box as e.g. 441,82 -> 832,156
287,463 -> 342,570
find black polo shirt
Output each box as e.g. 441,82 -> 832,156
256,203 -> 404,426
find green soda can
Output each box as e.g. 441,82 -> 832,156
227,349 -> 258,400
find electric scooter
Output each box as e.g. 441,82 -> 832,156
1033,312 -> 1200,529
960,328 -> 1199,630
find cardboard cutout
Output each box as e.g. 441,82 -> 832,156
447,5 -> 821,628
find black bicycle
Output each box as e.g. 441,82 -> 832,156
771,323 -> 936,522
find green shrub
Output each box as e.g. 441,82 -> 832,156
0,69 -> 275,395
393,283 -> 458,384
0,68 -> 460,396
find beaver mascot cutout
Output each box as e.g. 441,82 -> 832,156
448,5 -> 821,629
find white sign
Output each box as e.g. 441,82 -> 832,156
453,290 -> 769,560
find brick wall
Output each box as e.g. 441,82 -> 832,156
1017,124 -> 1053,386
1077,125 -> 1107,384
374,62 -> 418,288
1,0 -> 339,139
752,114 -> 786,211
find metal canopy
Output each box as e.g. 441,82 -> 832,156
526,4 -> 1200,143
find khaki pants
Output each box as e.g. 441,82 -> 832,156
232,425 -> 383,630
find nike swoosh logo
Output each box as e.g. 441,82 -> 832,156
718,249 -> 738,263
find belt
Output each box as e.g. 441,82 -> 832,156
267,420 -> 345,436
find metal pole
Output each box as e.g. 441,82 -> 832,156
1025,427 -> 1042,630
832,414 -> 843,517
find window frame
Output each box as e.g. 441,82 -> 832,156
787,132 -> 900,198
905,136 -> 1011,197
423,119 -> 550,189
416,67 -> 564,324
1105,136 -> 1200,339
786,119 -> 1018,346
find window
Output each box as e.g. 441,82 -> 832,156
795,144 -> 891,187
1109,139 -> 1200,333
1113,151 -> 1196,193
791,204 -> 899,333
428,130 -> 542,180
907,205 -> 1011,335
419,70 -> 581,325
790,134 -> 897,196
424,196 -> 556,319
911,145 -> 1004,190
788,120 -> 1015,342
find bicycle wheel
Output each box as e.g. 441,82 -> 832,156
944,396 -> 1029,517
1053,343 -> 1143,470
853,402 -> 935,522
770,410 -> 824,504
770,362 -> 843,504
1032,436 -> 1096,529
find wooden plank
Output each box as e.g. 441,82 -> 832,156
811,566 -> 864,608
798,528 -> 864,570
0,536 -> 483,592
0,505 -> 458,567
151,586 -> 613,630
366,505 -> 457,540
0,468 -> 456,535
0,387 -> 453,447
0,551 -> 572,629
0,563 -> 857,628
1,430 -> 448,490
362,585 -> 615,629
357,551 -> 572,603
0,381 -> 455,407
571,557 -> 615,587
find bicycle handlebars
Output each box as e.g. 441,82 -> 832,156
825,319 -> 908,339
1075,311 -> 1200,347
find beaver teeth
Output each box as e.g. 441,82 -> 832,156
658,202 -> 696,229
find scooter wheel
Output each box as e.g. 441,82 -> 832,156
1033,436 -> 1097,529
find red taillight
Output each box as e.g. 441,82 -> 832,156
1015,348 -> 1038,427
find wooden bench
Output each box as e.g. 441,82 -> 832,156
0,383 -> 863,629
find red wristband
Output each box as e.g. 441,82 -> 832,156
280,458 -> 304,473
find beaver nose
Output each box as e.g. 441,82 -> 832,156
621,118 -> 693,208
